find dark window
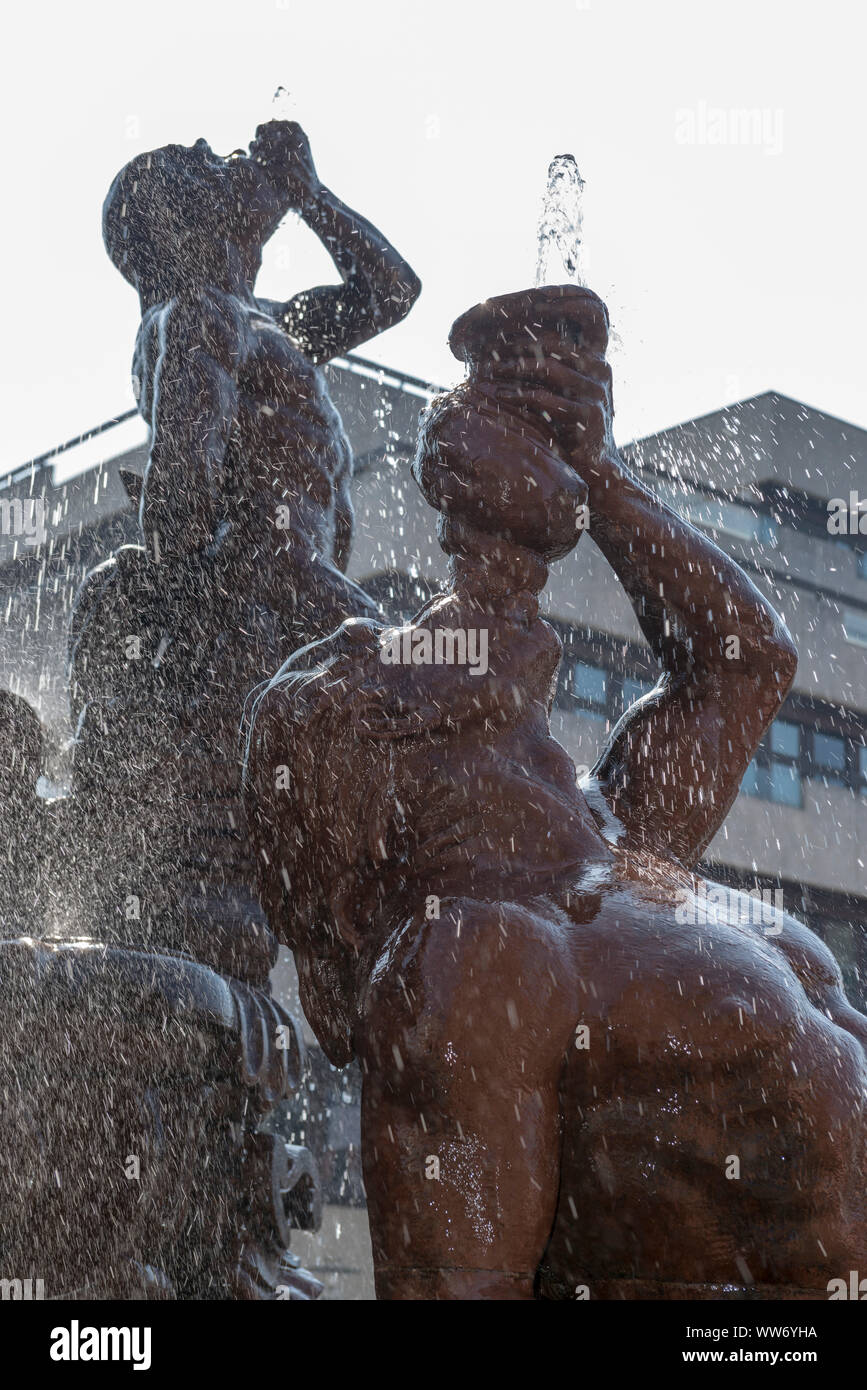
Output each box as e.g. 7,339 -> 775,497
681,496 -> 777,547
768,762 -> 802,806
551,633 -> 865,805
741,760 -> 802,807
741,719 -> 802,807
556,657 -> 608,721
809,730 -> 847,787
622,675 -> 655,706
770,720 -> 800,759
843,607 -> 867,646
555,646 -> 661,726
575,662 -> 608,709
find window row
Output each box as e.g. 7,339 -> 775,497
654,484 -> 867,646
555,658 -> 655,722
741,720 -> 867,807
555,656 -> 867,807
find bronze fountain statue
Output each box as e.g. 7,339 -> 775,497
3,109 -> 865,1303
245,285 -> 867,1299
0,118 -> 419,1299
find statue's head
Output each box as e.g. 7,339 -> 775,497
244,607 -> 603,1063
103,123 -> 299,301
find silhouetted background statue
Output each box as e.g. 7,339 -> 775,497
71,118 -> 419,978
0,120 -> 420,1299
247,286 -> 867,1300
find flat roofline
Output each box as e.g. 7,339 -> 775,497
1,409 -> 140,490
0,353 -> 444,490
632,389 -> 867,453
6,379 -> 867,497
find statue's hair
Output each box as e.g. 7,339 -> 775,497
241,632 -> 401,1064
102,146 -> 210,292
243,640 -> 396,922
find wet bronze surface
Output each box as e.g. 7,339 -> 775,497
248,285 -> 867,1300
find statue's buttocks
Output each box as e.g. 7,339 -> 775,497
544,859 -> 867,1295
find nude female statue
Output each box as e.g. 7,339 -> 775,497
245,286 -> 867,1299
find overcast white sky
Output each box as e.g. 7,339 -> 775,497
1,0 -> 865,474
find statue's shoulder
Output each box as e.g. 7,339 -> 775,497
77,543 -> 148,591
71,552 -> 121,624
135,291 -> 249,373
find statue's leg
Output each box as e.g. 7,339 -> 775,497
357,900 -> 575,1300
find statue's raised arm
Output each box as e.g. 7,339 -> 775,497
103,121 -> 420,579
484,287 -> 798,865
251,121 -> 421,363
